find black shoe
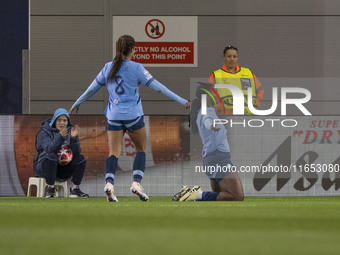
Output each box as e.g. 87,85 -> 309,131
46,187 -> 55,198
69,187 -> 89,198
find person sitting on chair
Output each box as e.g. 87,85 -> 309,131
33,108 -> 89,198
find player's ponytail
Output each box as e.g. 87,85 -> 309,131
108,35 -> 135,81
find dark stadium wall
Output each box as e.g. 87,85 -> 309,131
0,0 -> 28,114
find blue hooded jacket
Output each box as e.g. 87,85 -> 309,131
49,108 -> 72,129
34,108 -> 82,166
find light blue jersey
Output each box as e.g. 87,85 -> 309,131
99,60 -> 152,120
196,107 -> 230,157
72,60 -> 187,120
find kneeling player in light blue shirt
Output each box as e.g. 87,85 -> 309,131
174,84 -> 244,202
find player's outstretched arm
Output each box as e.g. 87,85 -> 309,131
69,79 -> 104,114
147,79 -> 190,109
68,106 -> 78,114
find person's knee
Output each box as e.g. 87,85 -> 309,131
218,190 -> 244,201
231,188 -> 244,201
109,151 -> 122,158
80,154 -> 86,161
73,154 -> 86,165
71,154 -> 87,176
234,191 -> 244,201
78,154 -> 86,163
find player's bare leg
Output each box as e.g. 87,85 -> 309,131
128,127 -> 149,201
107,130 -> 125,157
105,130 -> 124,202
213,172 -> 244,201
128,127 -> 146,152
210,179 -> 221,193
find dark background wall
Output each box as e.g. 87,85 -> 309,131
0,0 -> 28,114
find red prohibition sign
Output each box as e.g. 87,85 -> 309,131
145,19 -> 165,39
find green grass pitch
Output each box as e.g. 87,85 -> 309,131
1,196 -> 340,255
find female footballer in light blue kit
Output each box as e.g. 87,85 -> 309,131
175,85 -> 243,202
69,35 -> 190,202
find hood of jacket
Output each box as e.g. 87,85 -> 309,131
49,108 -> 72,129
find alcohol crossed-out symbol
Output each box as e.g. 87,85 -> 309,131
145,19 -> 165,39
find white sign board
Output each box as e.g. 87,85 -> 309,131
112,16 -> 198,67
